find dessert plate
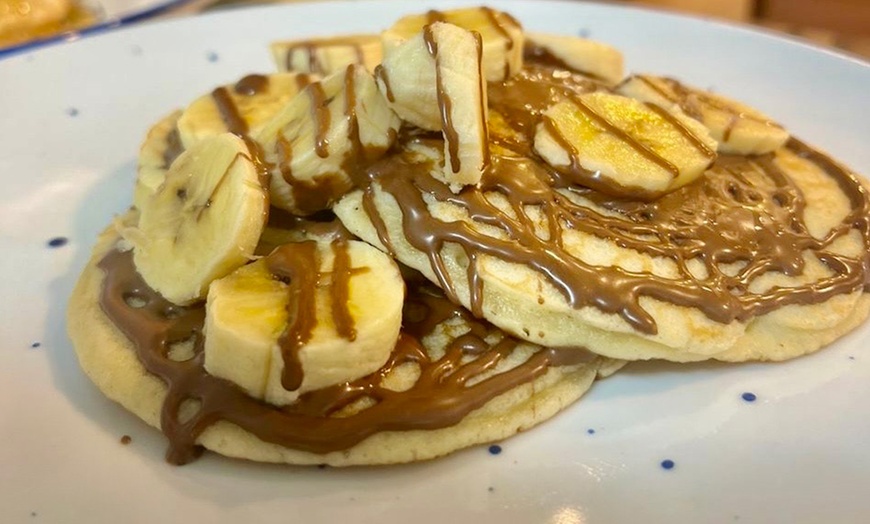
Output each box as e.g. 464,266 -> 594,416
1,1 -> 869,522
0,0 -> 196,57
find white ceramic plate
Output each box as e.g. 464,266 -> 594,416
1,1 -> 869,522
0,0 -> 195,57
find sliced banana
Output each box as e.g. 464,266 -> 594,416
203,238 -> 405,406
126,133 -> 269,305
534,92 -> 718,199
255,64 -> 400,216
134,110 -> 183,211
617,75 -> 789,155
382,6 -> 523,82
177,72 -> 318,149
524,32 -> 624,84
271,34 -> 382,75
376,22 -> 489,188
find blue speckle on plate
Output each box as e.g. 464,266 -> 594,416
206,51 -> 219,62
31,342 -> 41,348
586,428 -> 595,435
488,444 -> 502,455
47,237 -> 68,248
578,28 -> 590,37
661,459 -> 675,470
67,108 -> 79,117
741,392 -> 757,402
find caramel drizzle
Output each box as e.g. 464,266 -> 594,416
329,238 -> 357,341
342,64 -> 368,186
295,73 -> 315,91
474,31 -> 492,173
373,65 -> 395,102
162,127 -> 183,168
285,42 -> 323,74
211,87 -> 249,136
483,7 -> 517,50
423,25 -> 461,174
268,68 -> 376,215
425,9 -> 445,24
308,82 -> 331,158
566,95 -> 680,178
266,242 -> 321,391
525,86 -> 715,200
644,102 -> 716,159
275,130 -> 356,215
540,116 -> 660,201
363,112 -> 870,335
482,6 -> 518,80
233,74 -> 269,96
97,249 -> 589,463
283,39 -> 368,74
633,75 -> 783,135
488,63 -> 603,151
239,135 -> 272,193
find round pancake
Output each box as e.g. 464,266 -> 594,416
68,222 -> 621,466
334,140 -> 870,363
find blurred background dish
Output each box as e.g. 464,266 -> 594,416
0,0 -> 97,48
0,0 -> 194,55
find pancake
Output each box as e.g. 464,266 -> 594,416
333,61 -> 870,363
68,221 -> 621,466
66,6 -> 869,468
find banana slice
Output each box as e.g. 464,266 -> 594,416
376,22 -> 489,188
534,92 -> 718,200
524,32 -> 624,84
126,133 -> 269,305
177,72 -> 318,149
203,238 -> 405,406
134,110 -> 183,211
271,34 -> 382,75
617,75 -> 789,155
255,64 -> 400,216
382,6 -> 523,82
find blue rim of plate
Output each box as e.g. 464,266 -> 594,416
0,0 -> 197,58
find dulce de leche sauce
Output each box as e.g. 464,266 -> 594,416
355,50 -> 870,334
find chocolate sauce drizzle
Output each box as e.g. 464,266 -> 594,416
282,38 -> 369,75
423,24 -> 490,176
211,87 -> 250,136
233,74 -> 269,96
98,248 -> 589,464
628,75 -> 785,138
358,61 -> 870,335
210,69 -> 377,216
266,242 -> 321,391
162,127 -> 184,168
538,95 -> 716,200
423,25 -> 460,174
